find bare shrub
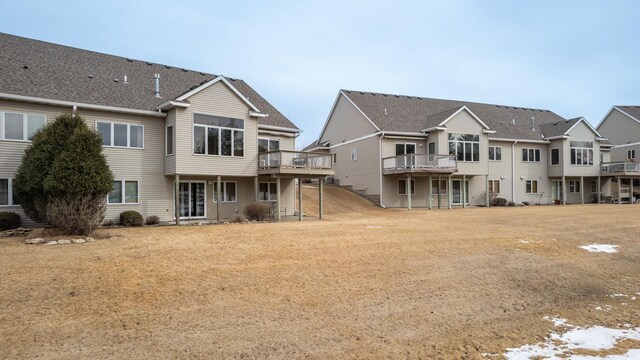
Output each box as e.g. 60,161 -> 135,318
244,203 -> 271,221
102,219 -> 114,227
46,196 -> 106,236
145,215 -> 160,225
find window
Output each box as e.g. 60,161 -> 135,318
96,121 -> 144,148
628,149 -> 636,160
427,142 -> 436,155
166,126 -> 173,155
591,180 -> 597,193
550,148 -> 560,165
398,179 -> 415,195
525,180 -> 538,194
193,113 -> 244,157
108,180 -> 139,204
259,182 -> 278,202
351,146 -> 358,161
448,133 -> 479,162
333,153 -> 337,164
0,178 -> 13,206
430,179 -> 447,195
213,181 -> 237,202
522,148 -> 541,162
489,180 -> 501,194
489,146 -> 502,161
569,180 -> 581,193
570,141 -> 593,165
1,112 -> 46,141
258,138 -> 280,153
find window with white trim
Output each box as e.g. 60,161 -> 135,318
569,180 -> 581,193
488,180 -> 501,194
193,113 -> 244,157
259,182 -> 277,202
427,142 -> 436,155
448,133 -> 479,162
628,149 -> 636,160
430,179 -> 447,195
525,180 -> 538,194
97,121 -> 144,148
0,178 -> 19,206
398,179 -> 415,195
166,125 -> 173,155
550,148 -> 560,165
351,146 -> 358,161
108,180 -> 139,204
0,112 -> 46,141
522,148 -> 541,162
489,146 -> 502,161
213,181 -> 237,202
570,141 -> 593,165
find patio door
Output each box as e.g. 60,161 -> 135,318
258,138 -> 280,166
452,179 -> 469,205
396,143 -> 416,167
178,181 -> 206,219
552,180 -> 563,201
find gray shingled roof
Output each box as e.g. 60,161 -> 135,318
341,90 -> 568,141
538,117 -> 580,138
0,32 -> 297,129
616,106 -> 640,122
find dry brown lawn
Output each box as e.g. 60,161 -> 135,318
1,185 -> 639,359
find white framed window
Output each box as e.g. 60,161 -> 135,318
96,121 -> 144,149
351,146 -> 358,161
430,179 -> 448,195
591,180 -> 597,193
0,111 -> 46,141
398,179 -> 415,195
448,133 -> 480,162
525,180 -> 538,194
570,141 -> 593,165
569,180 -> 581,193
166,125 -> 174,155
628,149 -> 636,160
0,178 -> 19,206
488,180 -> 501,194
258,138 -> 280,153
259,182 -> 278,202
108,180 -> 139,204
488,146 -> 502,161
522,148 -> 541,162
550,148 -> 560,166
193,113 -> 244,157
427,142 -> 436,155
213,181 -> 237,202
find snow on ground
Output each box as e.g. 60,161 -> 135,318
579,244 -> 620,253
503,317 -> 640,360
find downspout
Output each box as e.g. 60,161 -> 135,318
512,141 -> 517,203
379,133 -> 386,208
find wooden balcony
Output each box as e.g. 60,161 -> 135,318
601,161 -> 640,176
382,154 -> 458,175
258,150 -> 334,177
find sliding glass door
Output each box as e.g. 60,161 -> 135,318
178,181 -> 206,219
452,180 -> 469,205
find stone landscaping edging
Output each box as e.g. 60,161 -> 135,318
0,228 -> 33,238
25,237 -> 95,245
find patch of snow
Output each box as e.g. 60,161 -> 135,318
610,294 -> 627,297
543,316 -> 569,327
579,244 -> 619,253
365,226 -> 383,229
504,319 -> 640,360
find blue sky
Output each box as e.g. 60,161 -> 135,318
1,1 -> 638,147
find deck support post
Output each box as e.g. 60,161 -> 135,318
254,176 -> 259,202
428,175 -> 433,210
618,177 -> 622,205
216,176 -> 222,223
447,175 -> 452,210
562,176 -> 567,205
175,174 -> 180,225
437,176 -> 441,209
319,178 -> 324,219
485,174 -> 490,207
580,176 -> 584,204
298,178 -> 303,221
462,174 -> 467,208
631,178 -> 635,204
276,177 -> 282,222
597,176 -> 601,203
407,175 -> 412,210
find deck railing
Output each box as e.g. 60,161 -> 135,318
258,150 -> 333,170
601,161 -> 640,176
382,154 -> 458,172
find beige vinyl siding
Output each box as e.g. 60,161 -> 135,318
174,81 -> 258,177
611,144 -> 640,162
487,140 -> 513,201
436,111 -> 489,176
332,135 -> 381,195
257,132 -> 295,151
597,108 -> 640,145
513,143 -> 551,204
320,94 -> 378,145
562,122 -> 601,177
547,139 -> 564,177
164,110 -> 176,175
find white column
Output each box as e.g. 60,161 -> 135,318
447,175 -> 452,210
216,176 -> 222,223
276,177 -> 281,222
618,177 -> 622,205
580,176 -> 584,205
298,178 -> 303,221
174,174 -> 180,225
562,176 -> 567,205
437,176 -> 442,209
597,176 -> 601,203
406,175 -> 412,211
319,179 -> 324,219
462,174 -> 467,208
428,175 -> 433,210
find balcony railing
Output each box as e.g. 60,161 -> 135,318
382,154 -> 458,174
601,161 -> 640,176
258,150 -> 333,171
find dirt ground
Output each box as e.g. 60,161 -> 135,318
1,185 -> 639,359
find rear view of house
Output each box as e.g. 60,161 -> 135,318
0,33 -> 333,225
